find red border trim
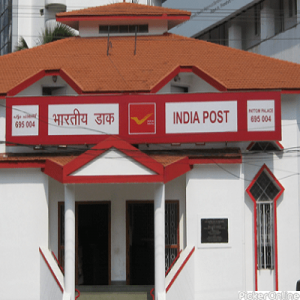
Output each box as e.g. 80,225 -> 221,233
247,141 -> 284,151
246,164 -> 284,291
7,70 -> 82,96
44,136 -> 181,184
150,66 -> 227,93
44,137 -> 191,184
166,246 -> 195,293
39,247 -> 64,293
6,91 -> 282,146
0,161 -> 45,168
164,157 -> 191,183
281,90 -> 300,94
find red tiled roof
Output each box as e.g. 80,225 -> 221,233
0,148 -> 241,167
2,33 -> 300,95
57,3 -> 191,18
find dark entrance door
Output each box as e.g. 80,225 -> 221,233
127,202 -> 154,285
58,202 -> 111,286
126,201 -> 179,285
77,203 -> 110,285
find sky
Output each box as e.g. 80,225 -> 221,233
163,0 -> 256,37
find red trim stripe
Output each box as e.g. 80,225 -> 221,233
0,162 -> 45,168
166,247 -> 195,293
246,164 -> 284,291
150,66 -> 227,93
39,248 -> 64,293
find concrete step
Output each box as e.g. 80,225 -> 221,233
76,285 -> 153,300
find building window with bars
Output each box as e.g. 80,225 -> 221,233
247,166 -> 284,270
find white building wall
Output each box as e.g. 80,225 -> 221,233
242,94 -> 300,291
186,164 -> 245,300
276,95 -> 300,290
0,169 -> 49,300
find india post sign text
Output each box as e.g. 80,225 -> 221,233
166,101 -> 237,133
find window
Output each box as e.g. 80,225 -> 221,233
247,166 -> 284,270
171,85 -> 188,93
247,141 -> 283,151
254,3 -> 260,36
99,24 -> 148,34
289,0 -> 297,17
0,0 -> 12,55
289,0 -> 294,17
275,0 -> 284,34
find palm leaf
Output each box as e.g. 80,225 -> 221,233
15,36 -> 29,51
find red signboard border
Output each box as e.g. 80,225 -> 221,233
6,91 -> 281,146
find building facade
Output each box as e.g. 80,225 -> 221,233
0,0 -> 164,55
171,0 -> 300,64
1,3 -> 300,300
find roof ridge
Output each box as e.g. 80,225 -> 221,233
57,2 -> 191,17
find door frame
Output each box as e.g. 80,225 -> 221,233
126,200 -> 179,285
58,201 -> 111,285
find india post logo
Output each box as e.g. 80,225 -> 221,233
129,103 -> 156,134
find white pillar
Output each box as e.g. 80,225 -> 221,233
64,184 -> 75,300
228,21 -> 242,50
154,183 -> 166,300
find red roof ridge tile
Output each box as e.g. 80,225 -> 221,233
57,2 -> 191,18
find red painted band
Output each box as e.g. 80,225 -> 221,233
39,248 -> 64,293
166,247 -> 195,293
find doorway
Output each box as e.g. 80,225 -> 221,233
58,202 -> 111,285
126,201 -> 179,285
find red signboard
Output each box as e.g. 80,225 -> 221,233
6,91 -> 281,146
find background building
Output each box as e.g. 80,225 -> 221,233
164,0 -> 300,64
0,0 -> 164,56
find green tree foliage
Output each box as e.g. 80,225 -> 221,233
15,23 -> 77,51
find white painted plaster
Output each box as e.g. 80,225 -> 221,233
40,247 -> 64,300
186,164 -> 245,299
166,246 -> 194,300
0,169 -> 49,300
71,148 -> 156,176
